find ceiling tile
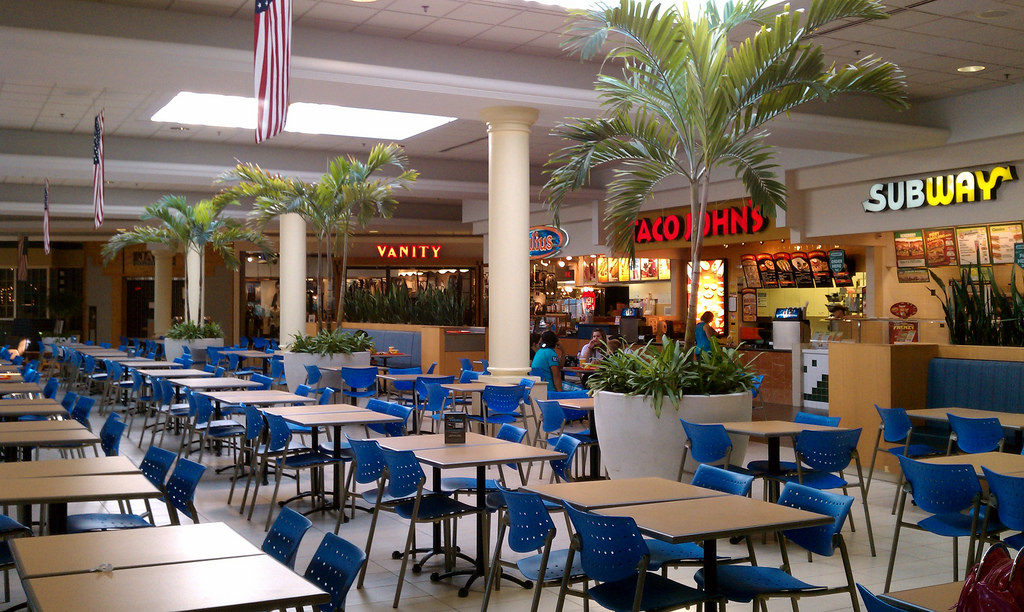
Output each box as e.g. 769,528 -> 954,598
444,2 -> 522,24
386,0 -> 463,18
416,18 -> 491,37
362,9 -> 437,31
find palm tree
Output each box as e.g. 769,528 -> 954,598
545,0 -> 908,349
221,143 -> 418,329
101,195 -> 272,324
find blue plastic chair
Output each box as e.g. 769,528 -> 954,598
867,405 -> 944,514
249,373 -> 273,390
340,366 -> 377,404
775,427 -> 876,557
482,485 -> 584,612
303,532 -> 367,612
458,369 -> 480,383
269,358 -> 286,388
386,366 -> 421,403
165,457 -> 207,525
0,514 -> 32,602
384,402 -> 414,437
746,411 -> 841,474
692,464 -> 754,496
258,413 -> 337,530
856,583 -> 904,612
262,506 -> 313,570
695,483 -> 859,610
549,434 -> 582,484
679,419 -> 759,481
980,466 -> 1024,552
884,454 -> 1000,591
381,447 -> 479,607
420,382 -> 455,433
947,412 -> 1005,454
340,436 -> 391,549
304,364 -> 323,390
70,395 -> 96,430
363,398 -> 393,436
468,384 -> 526,434
189,393 -> 245,465
546,390 -> 590,421
458,357 -> 475,372
98,413 -> 127,457
67,445 -> 176,532
560,502 -> 715,612
228,405 -> 266,509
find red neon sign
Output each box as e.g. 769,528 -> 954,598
376,245 -> 442,259
633,202 -> 768,244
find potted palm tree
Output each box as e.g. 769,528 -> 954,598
102,194 -> 271,360
545,0 -> 908,479
220,143 -> 418,388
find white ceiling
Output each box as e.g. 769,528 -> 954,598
1,0 -> 1023,239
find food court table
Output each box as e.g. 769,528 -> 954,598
596,494 -> 833,611
880,581 -> 964,611
199,389 -> 315,406
921,450 -> 1024,476
115,359 -> 172,368
716,419 -> 841,475
0,382 -> 42,396
0,426 -> 99,462
0,373 -> 24,383
0,398 -> 66,420
171,377 -> 262,391
524,476 -> 726,510
0,455 -> 138,479
135,367 -> 211,379
377,373 -> 450,431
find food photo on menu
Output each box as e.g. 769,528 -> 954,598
894,230 -> 926,268
923,228 -> 957,267
988,223 -> 1024,264
756,253 -> 779,287
808,250 -> 833,286
741,254 -> 762,288
790,252 -> 816,287
773,252 -> 796,287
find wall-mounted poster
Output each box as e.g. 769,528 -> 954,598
897,268 -> 930,283
741,288 -> 757,322
807,250 -> 831,287
607,257 -> 620,282
773,252 -> 795,288
894,230 -> 926,268
658,259 -> 671,280
580,258 -> 598,284
829,249 -> 854,287
687,259 -> 727,332
639,258 -> 658,280
924,228 -> 957,267
790,252 -> 815,288
740,254 -> 761,288
619,258 -> 631,282
597,257 -> 609,283
956,226 -> 992,265
989,223 -> 1024,264
756,253 -> 778,288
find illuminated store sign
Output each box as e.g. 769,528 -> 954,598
530,226 -> 569,259
862,165 -> 1017,213
375,244 -> 442,259
633,203 -> 768,244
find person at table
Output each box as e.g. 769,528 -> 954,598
578,328 -> 608,363
531,330 -> 564,392
695,310 -> 722,354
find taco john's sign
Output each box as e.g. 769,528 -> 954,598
634,200 -> 769,244
862,165 -> 1017,213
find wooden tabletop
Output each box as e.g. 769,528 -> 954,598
0,456 -> 138,479
921,451 -> 1024,477
557,397 -> 594,410
21,554 -> 329,612
596,495 -> 833,544
199,390 -> 315,405
12,522 -> 261,579
116,359 -> 172,368
283,410 -> 403,428
414,441 -> 565,469
0,428 -> 99,447
0,382 -> 43,395
75,348 -> 129,356
0,420 -> 87,433
376,432 -> 506,451
0,401 -> 67,419
716,420 -> 841,437
135,368 -> 210,378
523,477 -> 727,510
0,374 -> 24,383
170,377 -> 262,391
0,397 -> 61,407
377,373 -> 450,382
262,404 -> 369,416
912,407 -> 1024,430
0,365 -> 21,373
881,581 -> 964,612
0,473 -> 160,506
229,350 -> 275,360
441,382 -> 516,393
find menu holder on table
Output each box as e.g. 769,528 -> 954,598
444,412 -> 468,444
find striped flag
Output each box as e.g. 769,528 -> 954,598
254,0 -> 291,143
92,110 -> 105,228
16,235 -> 28,282
43,179 -> 50,255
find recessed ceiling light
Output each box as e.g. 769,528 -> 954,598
957,65 -> 986,73
977,9 -> 1009,19
152,92 -> 456,140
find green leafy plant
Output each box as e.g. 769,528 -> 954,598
586,335 -> 757,416
545,0 -> 907,350
287,328 -> 375,357
165,320 -> 224,340
343,282 -> 468,326
931,264 -> 1024,346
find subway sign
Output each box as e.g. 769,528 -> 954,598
530,225 -> 569,259
862,165 -> 1017,213
633,203 -> 768,244
376,244 -> 442,259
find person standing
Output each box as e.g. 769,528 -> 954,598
695,311 -> 719,354
531,330 -> 563,392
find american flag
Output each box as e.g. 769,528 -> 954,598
16,235 -> 28,282
254,0 -> 291,143
43,179 -> 50,255
93,110 -> 104,228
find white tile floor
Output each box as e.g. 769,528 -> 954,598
6,393 -> 974,611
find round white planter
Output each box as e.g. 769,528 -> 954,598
593,390 -> 753,480
281,351 -> 372,393
163,337 -> 223,363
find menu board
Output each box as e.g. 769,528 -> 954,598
740,254 -> 761,288
896,268 -> 931,283
597,257 -> 609,282
619,258 -> 631,282
924,228 -> 958,267
789,252 -> 815,288
894,230 -> 926,268
741,289 -> 757,322
829,249 -> 853,287
756,253 -> 778,288
807,250 -> 832,287
955,226 -> 992,265
773,252 -> 795,288
658,259 -> 671,280
595,256 -> 672,283
989,223 -> 1024,265
687,259 -> 727,332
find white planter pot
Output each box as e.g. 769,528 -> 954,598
593,390 -> 753,481
281,351 -> 372,393
163,337 -> 223,363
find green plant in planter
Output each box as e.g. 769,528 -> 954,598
287,329 -> 375,357
930,264 -> 1024,346
165,320 -> 224,341
586,335 -> 757,416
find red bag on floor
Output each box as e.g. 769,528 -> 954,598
956,543 -> 1024,611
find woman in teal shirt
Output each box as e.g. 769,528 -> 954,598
530,330 -> 563,392
695,310 -> 718,354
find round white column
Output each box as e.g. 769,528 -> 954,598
148,243 -> 175,336
480,106 -> 538,378
185,248 -> 202,324
278,213 -> 307,346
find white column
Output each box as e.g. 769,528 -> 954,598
148,243 -> 175,336
480,106 -> 538,378
185,248 -> 202,324
279,213 -> 307,345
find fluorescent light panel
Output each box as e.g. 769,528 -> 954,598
152,92 -> 456,140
